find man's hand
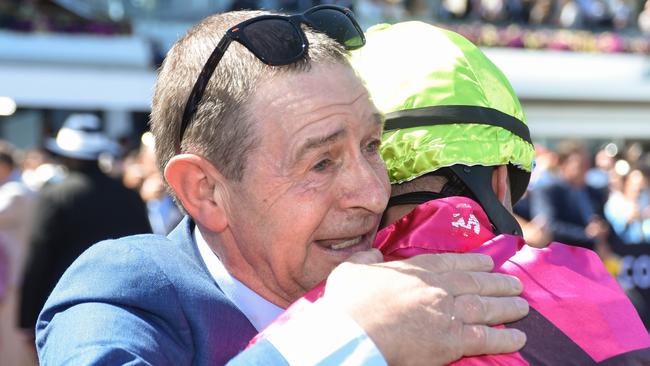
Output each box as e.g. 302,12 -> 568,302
585,218 -> 609,241
323,250 -> 528,366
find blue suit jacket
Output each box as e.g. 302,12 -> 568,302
37,217 -> 287,365
530,180 -> 609,250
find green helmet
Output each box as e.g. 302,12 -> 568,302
350,22 -> 535,235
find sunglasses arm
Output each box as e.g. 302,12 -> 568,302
179,36 -> 233,147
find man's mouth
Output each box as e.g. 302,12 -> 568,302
315,232 -> 372,253
330,236 -> 363,250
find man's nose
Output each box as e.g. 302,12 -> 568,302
338,156 -> 390,214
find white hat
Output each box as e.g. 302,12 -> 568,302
46,114 -> 120,160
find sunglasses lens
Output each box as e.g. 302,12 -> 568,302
241,19 -> 305,65
306,8 -> 364,50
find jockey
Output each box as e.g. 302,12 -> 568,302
251,22 -> 650,364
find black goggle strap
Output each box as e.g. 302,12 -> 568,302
384,105 -> 532,145
386,191 -> 447,209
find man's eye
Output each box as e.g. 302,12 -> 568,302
312,159 -> 332,172
366,139 -> 381,153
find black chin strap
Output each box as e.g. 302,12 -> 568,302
387,191 -> 447,209
448,165 -> 523,236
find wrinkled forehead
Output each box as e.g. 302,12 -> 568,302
248,62 -> 372,129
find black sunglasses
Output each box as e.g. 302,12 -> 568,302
178,5 -> 366,148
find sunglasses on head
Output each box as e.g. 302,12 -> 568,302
178,5 -> 366,148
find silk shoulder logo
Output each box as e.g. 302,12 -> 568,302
451,213 -> 480,235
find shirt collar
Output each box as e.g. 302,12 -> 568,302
194,226 -> 283,331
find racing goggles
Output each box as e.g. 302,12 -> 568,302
179,5 -> 366,145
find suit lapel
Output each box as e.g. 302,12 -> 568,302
168,216 -> 260,355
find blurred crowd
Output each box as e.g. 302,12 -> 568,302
0,114 -> 180,365
443,23 -> 650,52
514,140 -> 650,249
511,139 -> 650,325
0,0 -> 130,34
511,140 -> 650,326
345,0 -> 650,53
1,0 -> 649,54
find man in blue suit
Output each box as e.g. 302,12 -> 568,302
531,140 -> 613,250
36,7 -> 529,365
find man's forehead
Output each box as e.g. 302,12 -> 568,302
245,66 -> 371,135
249,63 -> 366,112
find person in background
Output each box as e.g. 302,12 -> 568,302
605,168 -> 650,244
138,132 -> 182,235
20,148 -> 65,192
122,132 -> 182,235
0,142 -> 35,291
19,114 -> 151,340
640,0 -> 650,34
0,237 -> 8,303
531,140 -> 612,251
0,234 -> 9,353
0,141 -> 36,366
513,144 -> 557,248
586,144 -> 616,192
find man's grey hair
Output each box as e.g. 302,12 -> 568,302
150,9 -> 350,205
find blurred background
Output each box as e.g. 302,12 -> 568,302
0,0 -> 649,365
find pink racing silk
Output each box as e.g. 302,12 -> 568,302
248,197 -> 650,364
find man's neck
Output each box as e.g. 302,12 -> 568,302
198,226 -> 293,309
194,226 -> 283,330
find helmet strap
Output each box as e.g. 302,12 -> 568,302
449,165 -> 523,236
386,191 -> 447,209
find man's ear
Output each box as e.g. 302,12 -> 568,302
491,165 -> 511,208
164,154 -> 229,233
